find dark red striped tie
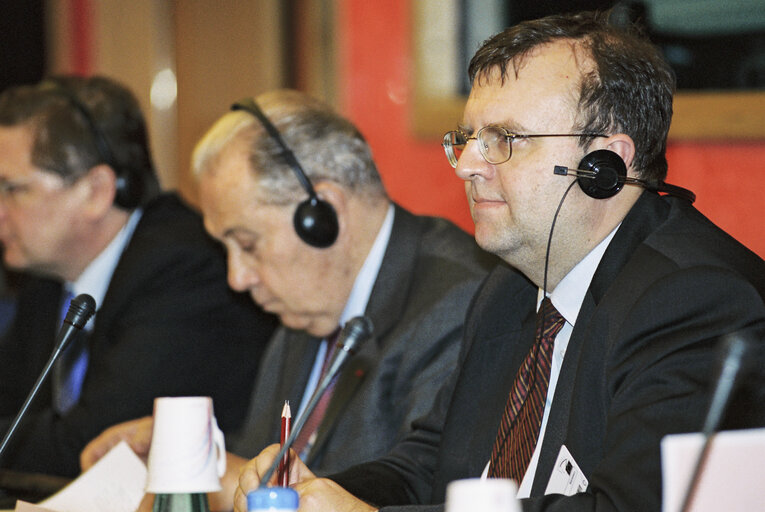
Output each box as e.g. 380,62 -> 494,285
488,297 -> 565,483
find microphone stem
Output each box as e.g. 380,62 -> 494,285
256,316 -> 373,488
678,335 -> 747,512
678,435 -> 713,512
0,293 -> 96,463
0,345 -> 66,460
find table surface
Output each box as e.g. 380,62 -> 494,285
0,470 -> 70,508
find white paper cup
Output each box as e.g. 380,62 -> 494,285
145,396 -> 226,493
446,478 -> 521,512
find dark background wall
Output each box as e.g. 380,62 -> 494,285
0,1 -> 46,91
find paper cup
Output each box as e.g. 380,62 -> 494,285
446,478 -> 521,512
145,396 -> 226,493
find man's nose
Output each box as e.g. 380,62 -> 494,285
226,253 -> 259,292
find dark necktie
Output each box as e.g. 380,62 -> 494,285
53,291 -> 90,414
292,327 -> 341,458
488,297 -> 565,483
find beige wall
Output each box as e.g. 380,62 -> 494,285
46,0 -> 286,206
174,0 -> 286,203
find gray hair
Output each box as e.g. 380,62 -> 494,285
193,89 -> 386,204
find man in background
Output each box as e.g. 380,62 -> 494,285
235,11 -> 765,512
0,76 -> 276,477
81,89 -> 495,510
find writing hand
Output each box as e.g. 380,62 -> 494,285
234,444 -> 314,512
234,444 -> 377,512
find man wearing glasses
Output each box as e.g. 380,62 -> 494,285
0,76 -> 276,477
235,10 -> 765,512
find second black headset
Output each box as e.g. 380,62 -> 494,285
554,149 -> 696,203
231,98 -> 339,248
40,80 -> 144,209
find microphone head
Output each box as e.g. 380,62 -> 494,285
336,315 -> 374,354
553,165 -> 569,176
64,294 -> 97,329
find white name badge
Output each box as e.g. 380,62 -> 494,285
544,444 -> 589,496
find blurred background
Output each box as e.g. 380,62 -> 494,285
2,0 -> 764,256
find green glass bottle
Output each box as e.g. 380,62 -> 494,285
152,492 -> 210,512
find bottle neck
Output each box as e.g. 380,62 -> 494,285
152,493 -> 210,512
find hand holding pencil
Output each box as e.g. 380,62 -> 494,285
234,444 -> 372,512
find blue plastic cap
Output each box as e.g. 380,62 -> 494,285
247,487 -> 299,510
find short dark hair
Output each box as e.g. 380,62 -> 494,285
468,10 -> 675,182
0,75 -> 159,208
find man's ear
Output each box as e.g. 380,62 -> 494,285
601,134 -> 636,176
79,164 -> 119,218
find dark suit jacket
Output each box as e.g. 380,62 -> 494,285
229,205 -> 496,474
332,192 -> 765,511
0,194 -> 277,476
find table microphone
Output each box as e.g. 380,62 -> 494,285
678,332 -> 751,512
0,293 -> 97,461
258,315 -> 374,487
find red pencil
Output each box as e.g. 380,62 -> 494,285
277,400 -> 291,486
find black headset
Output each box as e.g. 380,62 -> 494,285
39,80 -> 144,209
231,98 -> 339,248
554,149 -> 696,203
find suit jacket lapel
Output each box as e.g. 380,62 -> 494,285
431,266 -> 536,496
363,204 -> 423,341
304,347 -> 372,466
532,191 -> 671,494
307,204 -> 420,460
474,298 -> 538,468
230,328 -> 319,453
90,196 -> 194,344
89,212 -> 147,345
282,333 -> 322,417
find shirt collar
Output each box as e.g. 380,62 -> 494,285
339,204 -> 394,325
69,209 -> 143,310
540,223 -> 620,325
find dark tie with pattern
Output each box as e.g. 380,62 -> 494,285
292,327 -> 341,458
53,291 -> 90,414
488,297 -> 566,483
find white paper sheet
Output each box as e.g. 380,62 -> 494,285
11,501 -> 55,512
19,441 -> 147,512
661,427 -> 765,512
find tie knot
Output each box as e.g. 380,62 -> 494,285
537,297 -> 565,340
328,325 -> 342,342
321,326 -> 343,372
59,289 -> 75,326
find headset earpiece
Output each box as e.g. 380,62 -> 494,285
113,171 -> 142,209
576,149 -> 627,199
554,148 -> 696,203
294,195 -> 339,248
